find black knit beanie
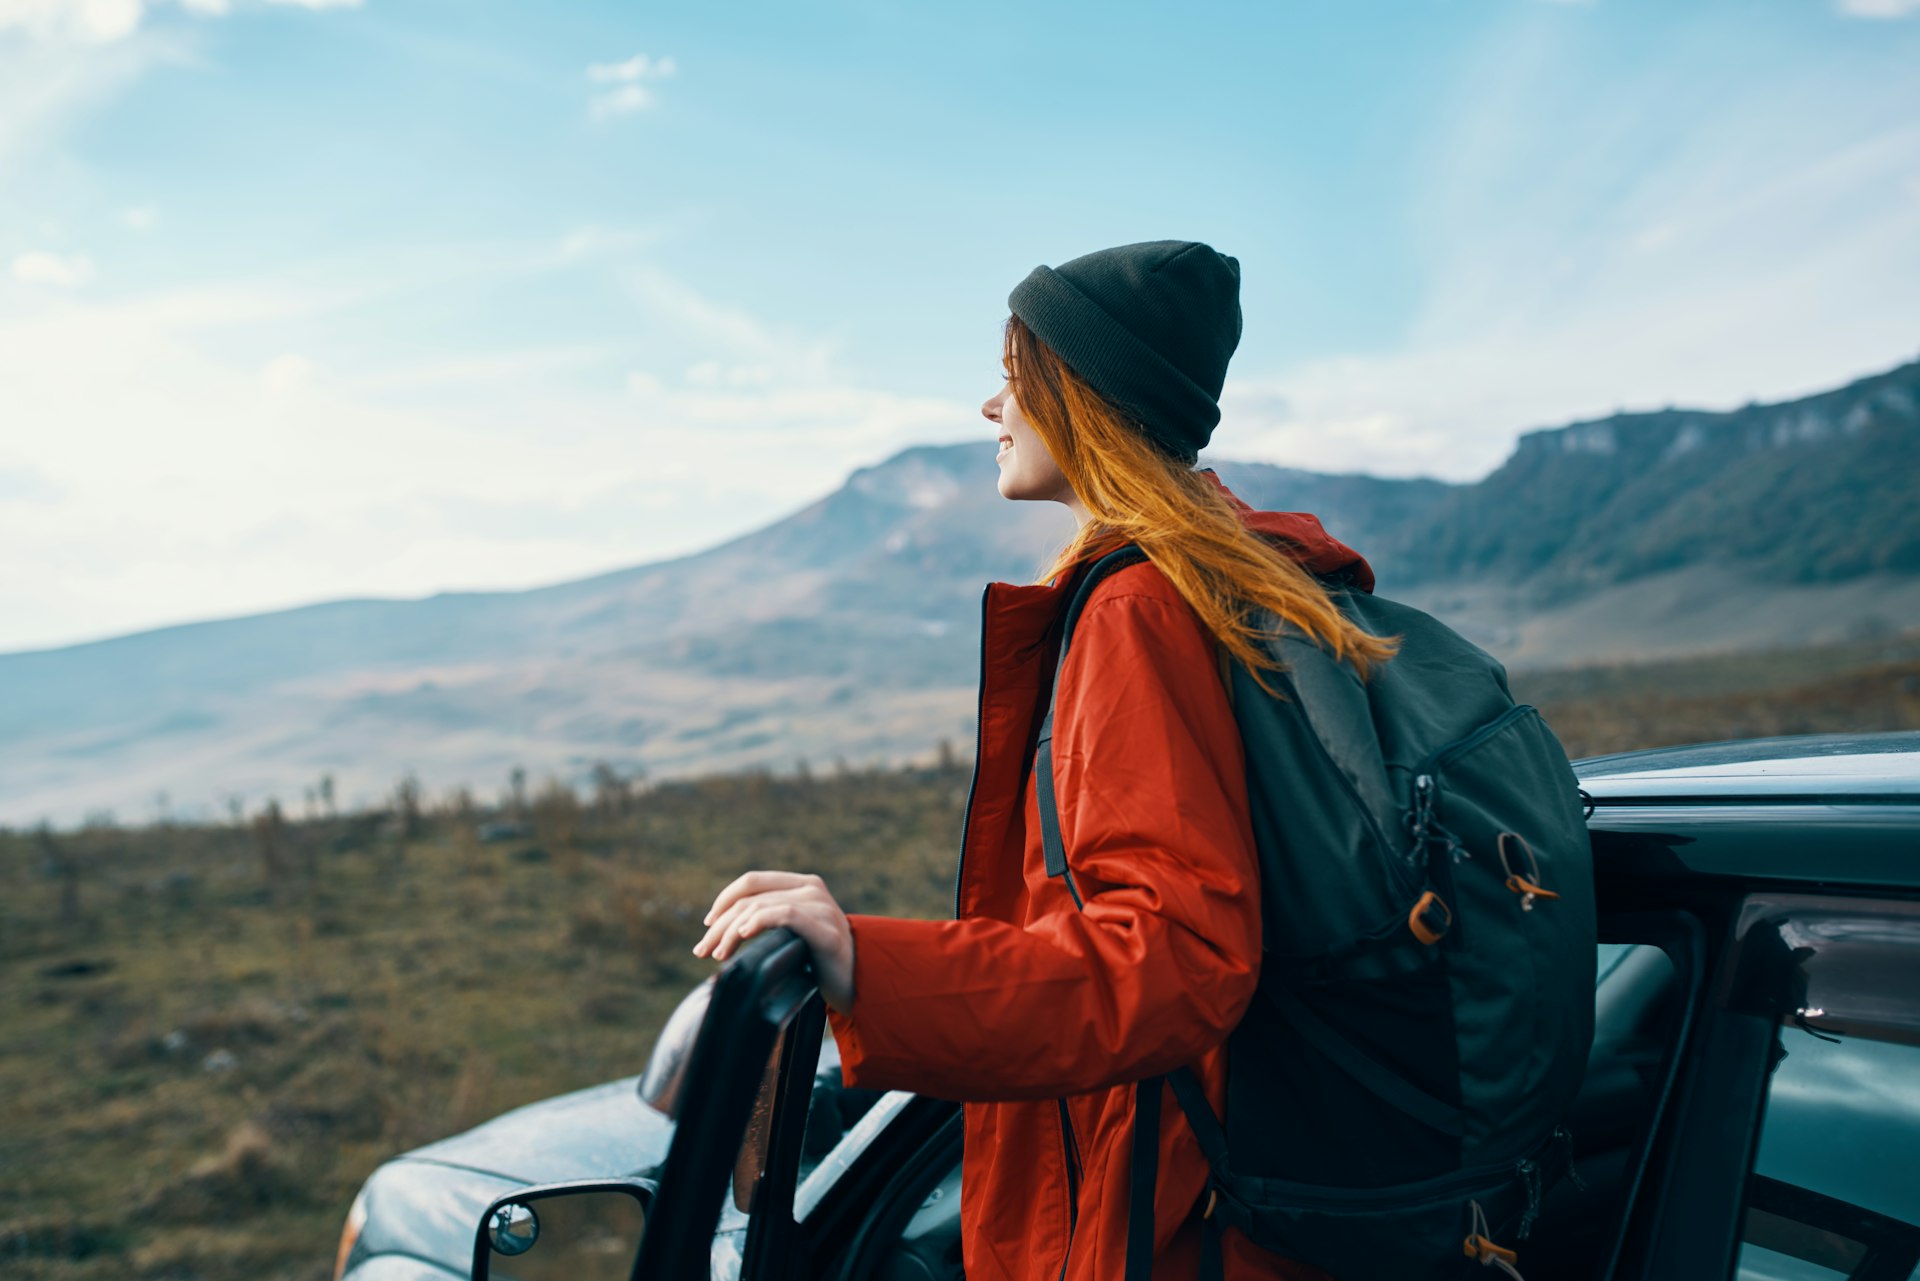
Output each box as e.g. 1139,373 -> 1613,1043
1007,239 -> 1242,464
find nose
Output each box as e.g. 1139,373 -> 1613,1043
981,389 -> 1003,423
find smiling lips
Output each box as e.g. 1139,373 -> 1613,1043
996,435 -> 1013,463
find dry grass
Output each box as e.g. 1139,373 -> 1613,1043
1518,632 -> 1920,757
0,629 -> 1913,1280
0,764 -> 962,1281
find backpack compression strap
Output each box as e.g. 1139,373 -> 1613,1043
1031,543 -> 1166,1281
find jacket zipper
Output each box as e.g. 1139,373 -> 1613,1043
1057,1098 -> 1082,1281
952,585 -> 993,919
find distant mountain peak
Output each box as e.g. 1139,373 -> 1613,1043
846,444 -> 975,510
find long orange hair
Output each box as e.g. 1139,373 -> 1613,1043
1004,314 -> 1400,693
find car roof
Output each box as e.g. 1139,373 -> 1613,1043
1576,732 -> 1920,891
1574,731 -> 1920,802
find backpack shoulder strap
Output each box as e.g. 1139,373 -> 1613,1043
1028,542 -> 1163,1281
1034,544 -> 1149,900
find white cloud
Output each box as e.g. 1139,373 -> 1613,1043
1835,0 -> 1920,16
624,263 -> 835,380
257,351 -> 315,393
0,23 -> 172,187
0,256 -> 976,653
1216,14 -> 1920,481
0,0 -> 144,41
120,203 -> 158,229
585,50 -> 674,119
684,359 -> 774,387
587,52 -> 675,83
590,83 -> 653,118
0,0 -> 355,43
11,249 -> 95,285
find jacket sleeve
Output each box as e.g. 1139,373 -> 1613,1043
825,588 -> 1263,1102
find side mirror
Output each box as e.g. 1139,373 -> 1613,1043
469,1180 -> 652,1281
638,974 -> 716,1118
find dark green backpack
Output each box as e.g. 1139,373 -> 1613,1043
1034,544 -> 1597,1281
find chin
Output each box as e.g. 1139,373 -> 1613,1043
996,473 -> 1038,502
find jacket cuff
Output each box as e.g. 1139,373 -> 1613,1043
824,913 -> 955,1089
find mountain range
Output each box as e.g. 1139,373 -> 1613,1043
4,354 -> 1916,825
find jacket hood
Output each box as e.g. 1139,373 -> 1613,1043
1200,469 -> 1376,594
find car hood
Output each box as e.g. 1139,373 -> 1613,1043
346,1075 -> 674,1278
406,1073 -> 673,1182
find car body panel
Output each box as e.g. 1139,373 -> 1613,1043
343,1159 -> 521,1281
341,1252 -> 467,1281
342,1075 -> 672,1281
404,1074 -> 669,1183
1574,731 -> 1920,801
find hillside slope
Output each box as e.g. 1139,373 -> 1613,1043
3,355 -> 1915,824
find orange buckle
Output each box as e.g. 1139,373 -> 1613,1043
1504,874 -> 1561,910
1496,832 -> 1559,912
1463,1233 -> 1519,1266
1409,890 -> 1452,945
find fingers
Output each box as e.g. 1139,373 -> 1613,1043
720,900 -> 790,961
687,874 -> 855,1010
692,879 -> 843,962
692,884 -> 816,960
707,899 -> 774,962
702,870 -> 821,927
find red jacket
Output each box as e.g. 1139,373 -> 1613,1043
826,473 -> 1374,1281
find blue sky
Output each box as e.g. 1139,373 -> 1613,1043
2,0 -> 1917,652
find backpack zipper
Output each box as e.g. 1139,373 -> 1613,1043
1220,1137 -> 1555,1210
1057,1098 -> 1082,1280
1406,704 -> 1539,863
1418,703 -> 1538,776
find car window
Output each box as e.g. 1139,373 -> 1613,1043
704,993 -> 895,1281
1733,904 -> 1920,1281
796,1089 -> 917,1221
731,1029 -> 885,1214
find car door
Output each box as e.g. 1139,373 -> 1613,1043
632,927 -> 824,1281
1607,891 -> 1920,1281
1721,894 -> 1920,1280
633,927 -> 966,1281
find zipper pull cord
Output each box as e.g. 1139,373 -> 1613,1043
1464,1200 -> 1527,1280
1555,1126 -> 1588,1192
1406,773 -> 1436,860
1515,1157 -> 1542,1241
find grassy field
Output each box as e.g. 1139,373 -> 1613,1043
2,629 -> 1916,1281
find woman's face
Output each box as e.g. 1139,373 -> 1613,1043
983,377 -> 1075,508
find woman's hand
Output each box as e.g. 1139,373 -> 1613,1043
693,871 -> 856,1013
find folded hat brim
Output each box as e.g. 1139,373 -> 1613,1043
1008,264 -> 1219,460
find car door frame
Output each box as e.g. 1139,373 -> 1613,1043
632,927 -> 821,1281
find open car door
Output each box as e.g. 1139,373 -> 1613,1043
635,927 -> 824,1281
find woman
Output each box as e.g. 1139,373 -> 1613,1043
694,240 -> 1397,1280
